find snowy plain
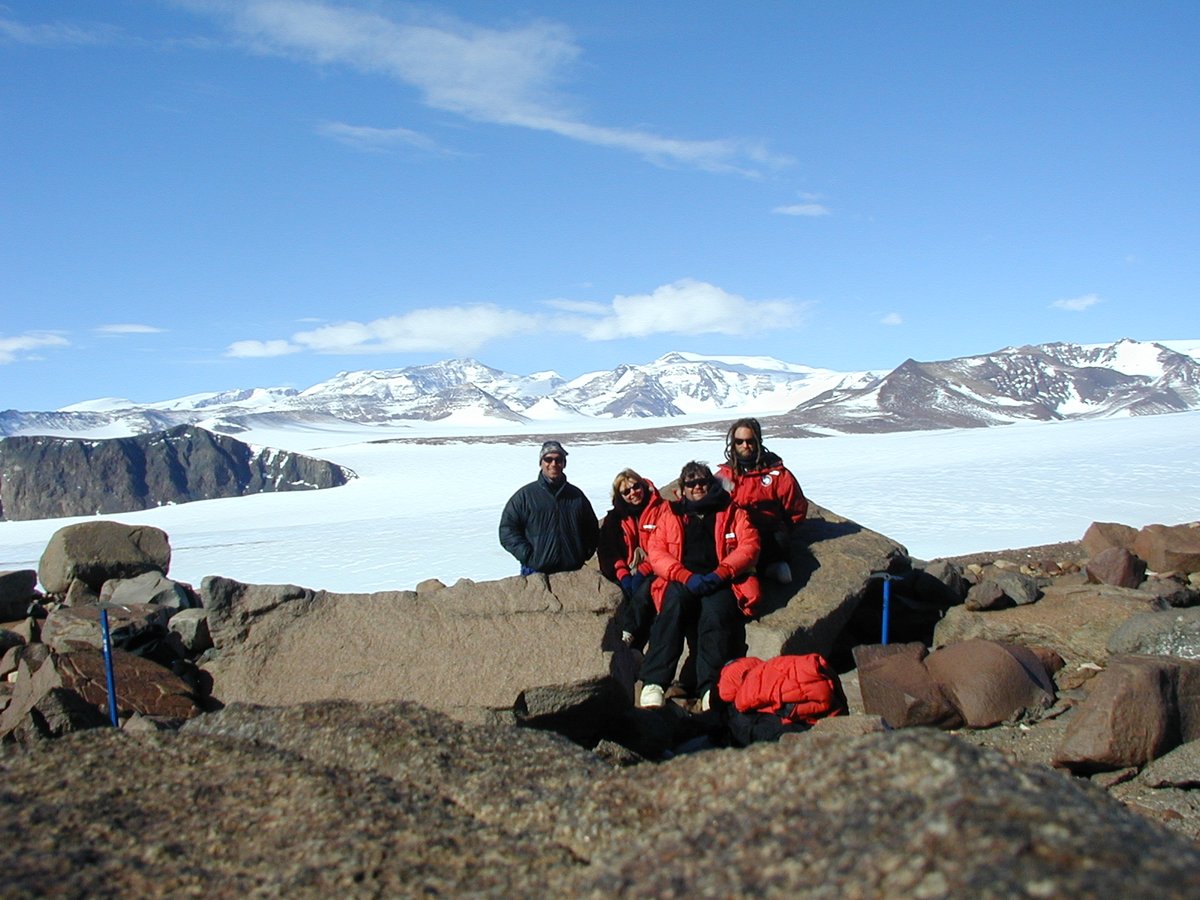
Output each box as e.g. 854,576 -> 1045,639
1,410 -> 1198,595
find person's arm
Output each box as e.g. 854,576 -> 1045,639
498,491 -> 533,566
716,507 -> 762,580
777,469 -> 808,525
596,513 -> 627,582
579,494 -> 600,562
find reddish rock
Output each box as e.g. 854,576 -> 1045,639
1052,655 -> 1200,773
1085,547 -> 1148,589
38,521 -> 171,595
925,639 -> 1055,728
0,648 -> 200,743
857,653 -> 963,730
851,641 -> 927,671
1082,521 -> 1139,558
1133,523 -> 1200,574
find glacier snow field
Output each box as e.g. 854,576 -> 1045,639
1,411 -> 1198,594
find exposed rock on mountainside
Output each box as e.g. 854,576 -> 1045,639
781,339 -> 1200,432
0,425 -> 355,520
6,338 -> 1193,438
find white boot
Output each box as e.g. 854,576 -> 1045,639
639,683 -> 665,708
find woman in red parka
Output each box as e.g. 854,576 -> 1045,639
598,469 -> 666,650
639,461 -> 761,711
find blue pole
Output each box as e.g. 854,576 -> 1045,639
100,607 -> 119,727
881,576 -> 891,645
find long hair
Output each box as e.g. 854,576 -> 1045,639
725,417 -> 766,467
610,468 -> 645,505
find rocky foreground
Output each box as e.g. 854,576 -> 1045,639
2,509 -> 1200,895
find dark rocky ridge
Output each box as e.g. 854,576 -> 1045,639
0,425 -> 355,521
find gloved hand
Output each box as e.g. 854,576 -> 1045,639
520,565 -> 539,577
686,571 -> 724,595
619,574 -> 634,597
629,573 -> 647,597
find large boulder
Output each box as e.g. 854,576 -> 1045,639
201,569 -> 635,723
746,503 -> 908,660
1133,522 -> 1200,574
1052,654 -> 1200,773
40,603 -> 172,654
2,702 -> 1199,895
38,521 -> 171,595
1107,608 -> 1200,659
1082,521 -> 1139,557
924,639 -> 1056,727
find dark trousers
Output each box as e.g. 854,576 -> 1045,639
617,577 -> 656,651
641,581 -> 741,696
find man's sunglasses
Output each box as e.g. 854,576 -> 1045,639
541,455 -> 565,465
733,437 -> 758,446
683,478 -> 712,489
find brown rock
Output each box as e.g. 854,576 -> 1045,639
40,603 -> 170,654
38,521 -> 171,595
1085,547 -> 1148,589
746,504 -> 908,660
1133,523 -> 1200,574
858,653 -> 963,729
202,569 -> 635,723
0,648 -> 200,743
924,639 -> 1055,728
965,580 -> 1009,611
934,582 -> 1165,670
0,569 -> 37,620
1082,521 -> 1139,558
1052,655 -> 1200,773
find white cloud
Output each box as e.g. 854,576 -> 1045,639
1051,293 -> 1101,312
0,332 -> 69,364
189,1 -> 787,174
316,121 -> 444,154
880,312 -> 903,326
95,323 -> 167,335
226,281 -> 806,357
0,16 -> 118,46
773,202 -> 830,217
579,280 -> 802,340
226,339 -> 301,358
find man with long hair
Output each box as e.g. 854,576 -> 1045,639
716,418 -> 808,583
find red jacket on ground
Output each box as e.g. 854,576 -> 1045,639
597,479 -> 668,583
645,497 -> 762,616
716,453 -> 808,535
717,655 -> 846,725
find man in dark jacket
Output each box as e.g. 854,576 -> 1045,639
499,440 -> 599,575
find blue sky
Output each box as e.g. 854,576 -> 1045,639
3,1 -> 1197,410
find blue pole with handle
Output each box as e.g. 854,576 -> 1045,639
99,606 -> 119,727
869,571 -> 897,645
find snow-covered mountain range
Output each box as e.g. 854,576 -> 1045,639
2,339 -> 1198,439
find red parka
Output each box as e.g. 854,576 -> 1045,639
716,453 -> 808,535
645,496 -> 762,616
717,654 -> 846,725
597,479 -> 668,583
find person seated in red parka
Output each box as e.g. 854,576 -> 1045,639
715,417 -> 808,585
597,468 -> 668,651
638,460 -> 761,711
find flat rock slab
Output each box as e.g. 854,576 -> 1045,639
747,504 -> 907,660
202,569 -> 633,719
933,583 -> 1162,669
3,701 -> 1199,896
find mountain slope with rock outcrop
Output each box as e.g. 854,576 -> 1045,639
0,425 -> 355,520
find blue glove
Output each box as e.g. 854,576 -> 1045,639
520,565 -> 539,576
619,574 -> 634,597
686,572 -> 724,595
630,573 -> 647,596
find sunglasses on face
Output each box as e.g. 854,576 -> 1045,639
542,456 -> 565,465
620,483 -> 645,497
734,437 -> 758,446
683,478 -> 712,489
